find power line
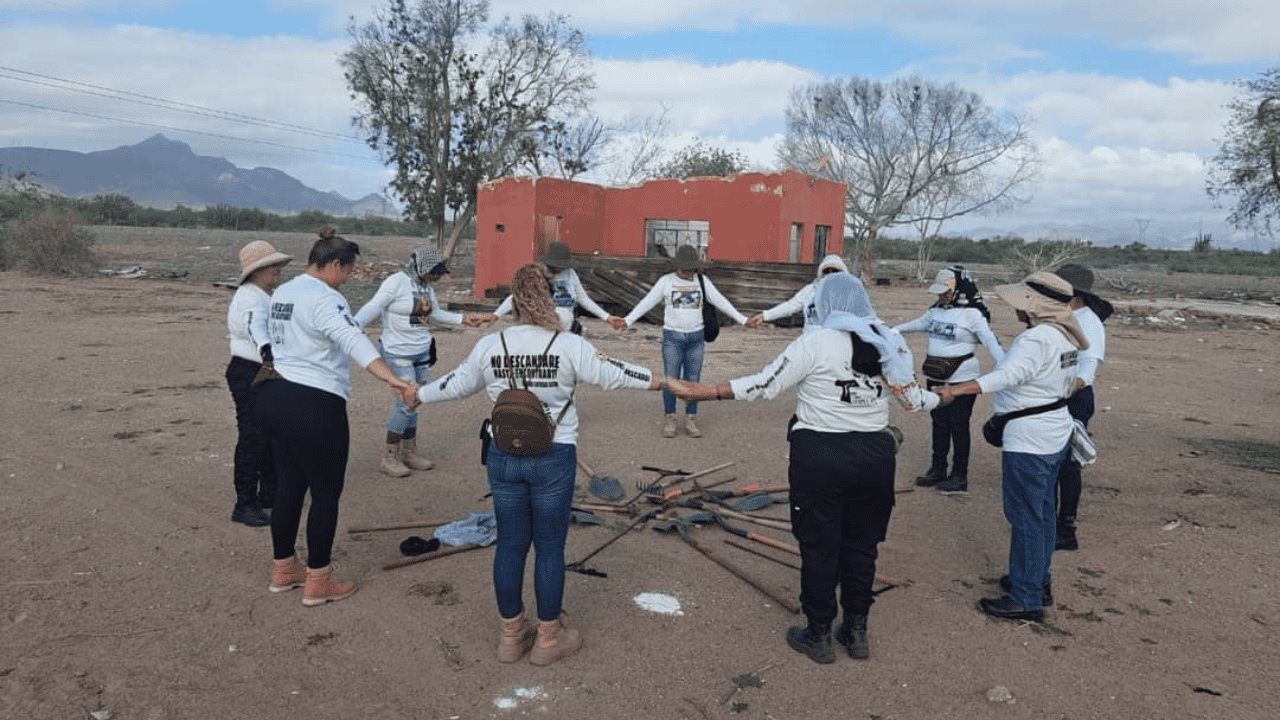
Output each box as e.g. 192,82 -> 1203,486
0,98 -> 376,162
0,64 -> 363,144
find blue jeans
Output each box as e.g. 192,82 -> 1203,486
661,328 -> 705,414
1001,445 -> 1070,609
381,344 -> 432,434
485,443 -> 577,621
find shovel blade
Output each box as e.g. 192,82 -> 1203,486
588,476 -> 625,502
732,492 -> 776,512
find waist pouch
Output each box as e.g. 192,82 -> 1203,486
982,398 -> 1069,447
922,353 -> 973,381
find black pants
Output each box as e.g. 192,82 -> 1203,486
225,357 -> 276,504
788,428 -> 896,625
253,379 -> 350,569
1056,385 -> 1095,522
926,379 -> 977,473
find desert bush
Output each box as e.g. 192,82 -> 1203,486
0,207 -> 97,275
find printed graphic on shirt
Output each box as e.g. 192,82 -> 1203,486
833,374 -> 884,406
805,302 -> 818,324
926,320 -> 958,340
1059,350 -> 1079,369
670,289 -> 703,310
600,353 -> 651,383
743,356 -> 790,394
552,282 -> 574,308
490,353 -> 562,388
410,291 -> 433,326
268,302 -> 293,345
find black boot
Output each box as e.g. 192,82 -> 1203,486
914,465 -> 947,487
786,621 -> 835,664
999,574 -> 1053,606
835,614 -> 869,659
1055,517 -> 1078,551
936,470 -> 968,495
231,496 -> 270,527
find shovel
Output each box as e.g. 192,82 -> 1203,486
669,520 -> 799,614
578,456 -> 624,503
712,515 -> 801,556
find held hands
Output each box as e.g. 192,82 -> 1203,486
664,378 -> 701,401
607,316 -> 627,331
745,314 -> 764,329
464,313 -> 495,328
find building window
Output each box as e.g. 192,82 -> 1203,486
814,225 -> 830,260
645,219 -> 709,259
789,222 -> 804,263
495,224 -> 505,232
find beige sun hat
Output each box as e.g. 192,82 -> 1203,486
238,241 -> 292,285
992,271 -> 1088,349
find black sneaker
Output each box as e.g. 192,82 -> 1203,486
1055,524 -> 1078,551
998,574 -> 1053,606
914,466 -> 947,487
786,625 -> 835,664
936,473 -> 968,495
978,595 -> 1043,622
231,501 -> 270,527
835,615 -> 869,659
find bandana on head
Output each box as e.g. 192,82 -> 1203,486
406,244 -> 446,280
813,273 -> 917,387
934,265 -> 993,321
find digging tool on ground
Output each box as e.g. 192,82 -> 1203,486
623,461 -> 736,507
677,498 -> 791,532
723,538 -> 802,571
671,521 -> 799,614
578,456 -> 625,502
647,477 -> 738,504
566,507 -> 665,578
347,518 -> 456,534
382,543 -> 485,571
706,483 -> 789,501
712,515 -> 801,556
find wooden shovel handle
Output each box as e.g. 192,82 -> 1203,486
744,532 -> 801,556
576,457 -> 597,478
381,544 -> 483,571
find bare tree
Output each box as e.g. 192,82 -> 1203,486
342,0 -> 595,258
779,76 -> 1038,277
601,104 -> 672,185
1207,66 -> 1280,236
1003,238 -> 1088,278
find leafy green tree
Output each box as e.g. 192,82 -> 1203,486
655,141 -> 749,179
83,193 -> 139,226
1207,66 -> 1280,235
342,0 -> 595,258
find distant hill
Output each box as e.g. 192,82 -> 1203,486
0,134 -> 392,216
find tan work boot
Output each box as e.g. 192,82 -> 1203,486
268,555 -> 306,593
528,617 -> 582,666
497,612 -> 536,663
380,441 -> 411,477
301,564 -> 356,607
662,413 -> 678,438
399,433 -> 435,471
683,414 -> 702,438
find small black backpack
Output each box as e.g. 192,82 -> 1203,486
490,331 -> 570,456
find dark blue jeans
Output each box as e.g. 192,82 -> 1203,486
1001,445 -> 1069,609
486,443 -> 577,621
661,328 -> 705,414
225,356 -> 276,504
1057,385 -> 1095,522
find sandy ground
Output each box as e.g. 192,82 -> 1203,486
2,235 -> 1280,720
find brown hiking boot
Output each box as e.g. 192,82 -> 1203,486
400,434 -> 435,471
268,556 -> 306,593
683,414 -> 702,438
497,612 -> 536,663
380,442 -> 411,477
662,414 -> 678,439
528,618 -> 581,666
301,565 -> 355,607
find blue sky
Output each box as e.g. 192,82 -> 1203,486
1,0 -> 1277,247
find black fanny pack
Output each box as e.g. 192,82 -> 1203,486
982,398 -> 1069,447
922,353 -> 973,381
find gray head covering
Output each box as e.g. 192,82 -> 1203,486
406,244 -> 447,279
812,273 -> 917,386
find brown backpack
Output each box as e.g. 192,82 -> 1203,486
490,331 -> 571,456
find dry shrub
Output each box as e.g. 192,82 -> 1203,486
0,207 -> 97,276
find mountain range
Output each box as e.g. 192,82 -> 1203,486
0,134 -> 393,216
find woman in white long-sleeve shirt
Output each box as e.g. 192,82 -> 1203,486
894,266 -> 1005,494
415,262 -> 663,666
484,242 -> 622,333
224,241 -> 291,527
354,244 -> 486,477
746,254 -> 850,331
612,244 -> 748,438
253,227 -> 411,608
670,273 -> 937,664
937,271 -> 1086,623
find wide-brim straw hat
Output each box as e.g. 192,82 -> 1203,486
238,241 -> 292,285
992,271 -> 1088,349
672,244 -> 704,270
538,242 -> 574,270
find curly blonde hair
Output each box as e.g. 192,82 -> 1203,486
511,262 -> 562,332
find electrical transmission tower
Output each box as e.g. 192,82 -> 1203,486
1135,219 -> 1151,245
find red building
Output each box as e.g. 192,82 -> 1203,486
472,170 -> 845,298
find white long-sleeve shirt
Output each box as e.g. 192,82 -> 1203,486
1074,307 -> 1106,386
493,268 -> 610,331
353,272 -> 463,357
623,272 -> 748,331
728,328 -> 938,434
894,306 -> 1005,382
761,282 -> 818,330
227,283 -> 272,363
976,324 -> 1079,455
418,325 -> 654,445
268,274 -> 381,400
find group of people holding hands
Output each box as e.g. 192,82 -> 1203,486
223,228 -> 1109,666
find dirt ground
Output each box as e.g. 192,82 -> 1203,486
3,230 -> 1279,720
